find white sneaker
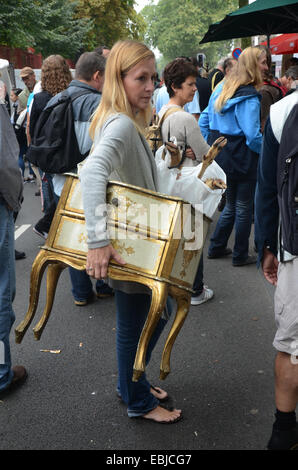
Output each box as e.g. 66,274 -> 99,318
191,286 -> 214,305
33,227 -> 48,239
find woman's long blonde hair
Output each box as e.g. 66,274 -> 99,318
89,40 -> 155,139
215,46 -> 265,112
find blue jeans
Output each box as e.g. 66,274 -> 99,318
115,290 -> 171,417
0,201 -> 16,391
52,192 -> 108,302
208,179 -> 256,263
41,172 -> 55,213
68,268 -> 108,302
18,145 -> 27,177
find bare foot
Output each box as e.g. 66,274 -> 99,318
150,386 -> 168,401
143,405 -> 182,423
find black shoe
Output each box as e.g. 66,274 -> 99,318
96,283 -> 114,298
207,247 -> 232,259
15,250 -> 26,260
232,255 -> 257,267
74,291 -> 95,307
267,423 -> 298,450
0,365 -> 28,398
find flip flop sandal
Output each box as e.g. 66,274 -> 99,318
132,411 -> 183,425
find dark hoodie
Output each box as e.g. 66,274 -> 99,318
199,82 -> 262,181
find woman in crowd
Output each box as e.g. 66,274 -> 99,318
199,46 -> 267,266
158,57 -> 213,306
80,40 -> 182,424
29,55 -> 72,221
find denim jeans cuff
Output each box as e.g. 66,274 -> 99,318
127,401 -> 159,418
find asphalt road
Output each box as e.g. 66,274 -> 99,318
0,175 -> 278,452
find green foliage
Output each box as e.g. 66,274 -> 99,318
0,0 -> 146,60
75,0 -> 147,50
141,0 -> 239,69
0,0 -> 92,60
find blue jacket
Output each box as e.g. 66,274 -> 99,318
199,83 -> 262,180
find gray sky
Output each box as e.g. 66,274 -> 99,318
134,0 -> 158,13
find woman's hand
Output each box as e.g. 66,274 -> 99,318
86,244 -> 126,279
166,142 -> 196,160
185,147 -> 196,160
165,141 -> 178,154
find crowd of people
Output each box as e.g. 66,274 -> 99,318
0,39 -> 298,449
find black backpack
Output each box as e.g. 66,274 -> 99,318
277,103 -> 298,259
26,89 -> 91,173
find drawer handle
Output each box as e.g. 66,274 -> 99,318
111,197 -> 119,207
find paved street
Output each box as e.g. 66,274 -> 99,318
1,176 -> 277,451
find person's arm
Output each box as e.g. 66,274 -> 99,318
254,117 -> 280,267
184,113 -> 209,162
198,105 -> 210,142
26,111 -> 31,145
235,96 -> 263,154
259,88 -> 273,133
29,96 -> 39,139
80,115 -> 132,277
0,103 -> 23,212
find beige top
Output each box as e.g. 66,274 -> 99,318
158,104 -> 210,165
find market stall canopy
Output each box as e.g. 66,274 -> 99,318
200,0 -> 298,45
261,33 -> 298,54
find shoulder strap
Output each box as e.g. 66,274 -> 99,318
69,88 -> 94,103
158,106 -> 183,129
211,71 -> 219,91
50,89 -> 93,108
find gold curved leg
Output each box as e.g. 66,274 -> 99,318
159,286 -> 191,380
15,250 -> 50,344
132,280 -> 168,382
33,262 -> 66,340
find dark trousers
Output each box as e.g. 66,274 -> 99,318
192,255 -> 204,296
208,178 -> 256,263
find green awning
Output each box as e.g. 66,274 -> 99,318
200,0 -> 298,44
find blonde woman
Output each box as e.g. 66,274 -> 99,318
80,40 -> 182,424
199,47 -> 268,267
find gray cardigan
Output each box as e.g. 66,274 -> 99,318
0,102 -> 23,212
80,113 -> 159,294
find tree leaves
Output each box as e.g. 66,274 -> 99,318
141,0 -> 238,67
0,0 -> 92,60
75,0 -> 146,50
0,0 -> 145,60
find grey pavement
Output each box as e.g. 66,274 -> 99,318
0,177 -> 278,451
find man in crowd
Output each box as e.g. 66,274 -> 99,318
208,58 -> 225,92
35,51 -> 112,306
223,57 -> 237,77
18,67 -> 37,112
94,45 -> 110,57
0,87 -> 27,397
255,80 -> 298,450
